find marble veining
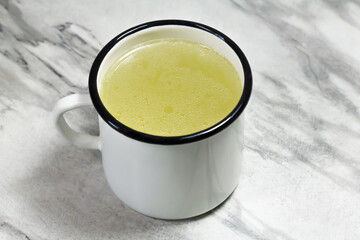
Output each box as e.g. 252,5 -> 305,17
0,0 -> 359,239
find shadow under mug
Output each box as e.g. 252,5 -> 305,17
53,20 -> 252,219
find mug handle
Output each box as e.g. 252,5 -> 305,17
53,93 -> 101,150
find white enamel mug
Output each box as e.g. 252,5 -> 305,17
53,20 -> 252,219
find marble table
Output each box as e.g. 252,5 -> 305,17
1,0 -> 359,239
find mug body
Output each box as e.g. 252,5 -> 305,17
88,20 -> 252,219
100,114 -> 243,219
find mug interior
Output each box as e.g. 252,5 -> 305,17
97,26 -> 245,91
89,20 -> 252,145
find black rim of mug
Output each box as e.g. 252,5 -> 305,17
88,19 -> 252,145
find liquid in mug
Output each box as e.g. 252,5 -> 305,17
100,39 -> 242,136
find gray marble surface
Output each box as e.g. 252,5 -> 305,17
1,0 -> 360,239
